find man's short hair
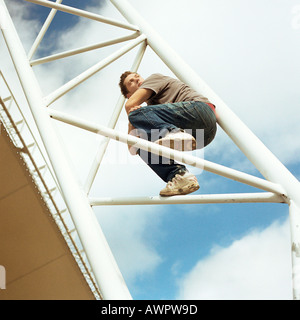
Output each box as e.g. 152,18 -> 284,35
119,71 -> 135,98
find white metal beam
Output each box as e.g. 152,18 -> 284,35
25,0 -> 139,31
1,0 -> 132,300
90,192 -> 285,206
30,32 -> 140,66
28,0 -> 63,60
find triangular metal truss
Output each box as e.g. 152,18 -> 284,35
1,0 -> 300,300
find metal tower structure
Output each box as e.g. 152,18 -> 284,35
1,0 -> 300,300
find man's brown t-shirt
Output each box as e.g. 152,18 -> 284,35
140,73 -> 211,105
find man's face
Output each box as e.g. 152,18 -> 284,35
124,73 -> 144,98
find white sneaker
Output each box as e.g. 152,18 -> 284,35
155,130 -> 196,151
160,172 -> 200,197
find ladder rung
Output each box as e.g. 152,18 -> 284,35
33,164 -> 46,172
43,187 -> 57,195
59,208 -> 67,215
2,96 -> 12,103
26,142 -> 35,149
15,119 -> 24,126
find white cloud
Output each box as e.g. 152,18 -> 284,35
94,204 -> 164,285
176,218 -> 293,300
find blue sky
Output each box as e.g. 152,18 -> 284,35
1,0 -> 300,300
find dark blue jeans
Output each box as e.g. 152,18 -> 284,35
128,101 -> 217,182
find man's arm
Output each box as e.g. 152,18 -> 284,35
125,88 -> 153,114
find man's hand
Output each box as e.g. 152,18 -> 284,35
127,105 -> 143,114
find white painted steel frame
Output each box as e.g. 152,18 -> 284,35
1,0 -> 132,300
1,0 -> 299,299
